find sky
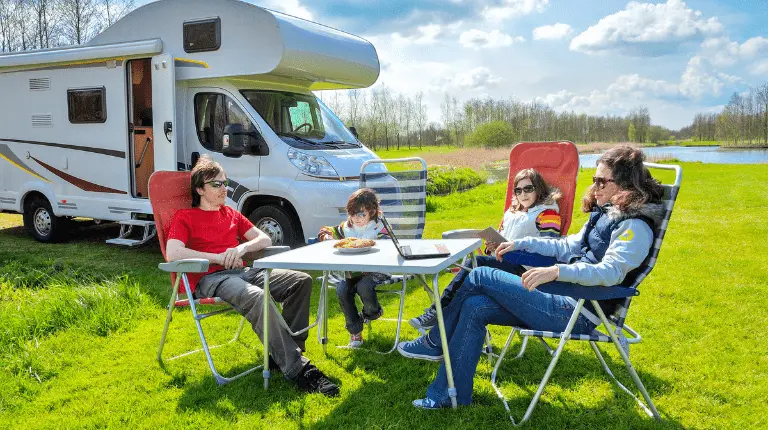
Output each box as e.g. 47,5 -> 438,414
135,0 -> 768,130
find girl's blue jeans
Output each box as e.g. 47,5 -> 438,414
424,252 -> 595,406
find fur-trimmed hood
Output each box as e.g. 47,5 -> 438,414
604,202 -> 665,228
541,187 -> 562,206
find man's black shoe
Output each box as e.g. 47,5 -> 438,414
294,363 -> 339,397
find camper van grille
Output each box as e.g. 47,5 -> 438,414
32,114 -> 53,127
29,78 -> 51,91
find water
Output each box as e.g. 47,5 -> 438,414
579,146 -> 768,167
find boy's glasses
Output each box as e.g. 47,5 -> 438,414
592,176 -> 615,189
205,179 -> 229,189
351,211 -> 369,219
513,185 -> 536,195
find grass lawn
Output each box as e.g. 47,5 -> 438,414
1,163 -> 767,429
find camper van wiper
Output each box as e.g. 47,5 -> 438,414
276,132 -> 319,146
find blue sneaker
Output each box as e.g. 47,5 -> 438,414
397,336 -> 443,361
413,397 -> 446,409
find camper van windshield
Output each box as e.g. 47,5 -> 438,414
241,90 -> 359,149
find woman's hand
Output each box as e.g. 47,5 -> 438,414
485,241 -> 499,255
521,266 -> 559,291
495,241 -> 515,261
221,245 -> 246,269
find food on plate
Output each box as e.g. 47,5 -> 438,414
333,238 -> 375,249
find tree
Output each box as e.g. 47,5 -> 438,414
59,0 -> 99,44
464,120 -> 515,148
628,122 -> 637,143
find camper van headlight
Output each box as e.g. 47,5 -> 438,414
287,148 -> 339,178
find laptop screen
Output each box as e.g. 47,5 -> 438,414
380,215 -> 402,249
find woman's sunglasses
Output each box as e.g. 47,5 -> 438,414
513,185 -> 536,195
592,176 -> 615,189
205,179 -> 229,189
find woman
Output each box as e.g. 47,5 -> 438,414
409,168 -> 562,332
397,145 -> 665,408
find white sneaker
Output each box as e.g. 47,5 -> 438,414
409,307 -> 437,331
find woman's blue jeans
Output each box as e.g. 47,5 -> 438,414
424,252 -> 595,406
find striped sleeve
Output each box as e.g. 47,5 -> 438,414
535,209 -> 562,238
318,222 -> 346,240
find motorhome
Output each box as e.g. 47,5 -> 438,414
0,0 -> 381,247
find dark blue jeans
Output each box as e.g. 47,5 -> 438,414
436,253 -> 558,308
424,253 -> 595,406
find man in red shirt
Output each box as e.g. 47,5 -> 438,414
166,155 -> 338,396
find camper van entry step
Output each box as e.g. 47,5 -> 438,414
117,219 -> 155,227
105,238 -> 147,247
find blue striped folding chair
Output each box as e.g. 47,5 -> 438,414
316,157 -> 428,353
490,162 -> 681,425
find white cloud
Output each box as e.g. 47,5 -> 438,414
459,29 -> 523,49
532,23 -> 573,41
454,67 -> 501,89
679,55 -> 741,98
700,36 -> 768,70
391,24 -> 447,45
751,60 -> 768,76
570,0 -> 723,56
481,0 -> 549,23
262,0 -> 313,20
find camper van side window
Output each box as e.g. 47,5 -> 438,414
67,87 -> 106,124
183,18 -> 221,53
194,93 -> 256,152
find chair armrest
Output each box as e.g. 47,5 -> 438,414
243,246 -> 291,261
537,283 -> 638,300
158,259 -> 210,273
441,229 -> 480,239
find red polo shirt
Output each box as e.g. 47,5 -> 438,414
167,205 -> 254,292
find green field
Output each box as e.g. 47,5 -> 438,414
1,162 -> 767,429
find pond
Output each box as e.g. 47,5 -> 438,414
579,145 -> 768,167
485,145 -> 768,183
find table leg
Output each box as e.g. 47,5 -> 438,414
322,271 -> 329,355
427,272 -> 458,409
263,268 -> 271,390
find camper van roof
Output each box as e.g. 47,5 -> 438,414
88,0 -> 380,90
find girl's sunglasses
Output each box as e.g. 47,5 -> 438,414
592,176 -> 615,189
513,185 -> 535,195
205,179 -> 229,189
351,211 -> 369,220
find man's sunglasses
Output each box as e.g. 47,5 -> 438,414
513,185 -> 536,195
592,176 -> 615,189
205,179 -> 229,189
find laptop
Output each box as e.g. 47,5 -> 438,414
380,215 -> 450,260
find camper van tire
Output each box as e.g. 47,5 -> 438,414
248,205 -> 301,247
23,196 -> 70,243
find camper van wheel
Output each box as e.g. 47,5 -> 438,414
249,205 -> 300,247
23,196 -> 68,243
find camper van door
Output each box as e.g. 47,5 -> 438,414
151,54 -> 177,172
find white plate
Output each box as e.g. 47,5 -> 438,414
336,245 -> 375,254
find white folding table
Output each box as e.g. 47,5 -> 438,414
252,238 -> 482,408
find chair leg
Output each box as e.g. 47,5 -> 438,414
513,336 -> 530,359
157,278 -> 180,366
497,300 -> 585,426
591,301 -> 661,420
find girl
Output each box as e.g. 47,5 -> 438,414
398,145 -> 665,409
318,188 -> 389,348
409,168 -> 562,331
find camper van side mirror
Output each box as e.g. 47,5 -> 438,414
349,126 -> 358,139
222,124 -> 246,157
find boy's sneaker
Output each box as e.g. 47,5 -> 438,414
348,332 -> 364,348
413,397 -> 446,409
294,363 -> 340,397
409,307 -> 437,331
397,336 -> 443,361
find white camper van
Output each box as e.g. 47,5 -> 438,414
0,0 -> 381,247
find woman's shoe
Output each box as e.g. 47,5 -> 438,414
412,398 -> 445,409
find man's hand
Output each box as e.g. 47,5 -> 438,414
495,241 -> 515,261
221,244 -> 247,269
521,266 -> 559,291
